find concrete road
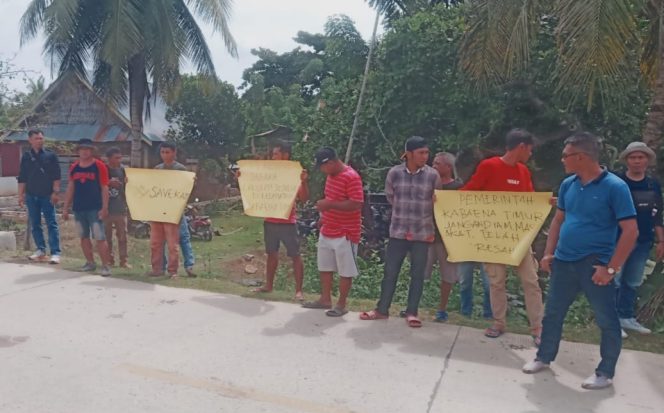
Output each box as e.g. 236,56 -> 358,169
0,262 -> 662,413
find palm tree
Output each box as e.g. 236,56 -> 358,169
21,0 -> 237,166
366,0 -> 462,22
457,0 -> 664,151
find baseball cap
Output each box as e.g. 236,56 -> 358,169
76,138 -> 95,150
401,136 -> 428,159
314,147 -> 338,168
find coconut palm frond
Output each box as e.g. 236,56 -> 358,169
459,0 -> 515,91
504,0 -> 540,77
20,0 -> 51,44
641,0 -> 663,85
555,0 -> 638,110
100,0 -> 143,102
185,0 -> 238,57
175,0 -> 217,75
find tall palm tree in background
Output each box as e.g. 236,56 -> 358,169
20,0 -> 237,166
457,0 -> 664,151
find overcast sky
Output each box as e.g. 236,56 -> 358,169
0,0 -> 381,92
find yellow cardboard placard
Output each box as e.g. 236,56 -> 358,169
125,168 -> 195,224
237,160 -> 302,220
434,190 -> 553,266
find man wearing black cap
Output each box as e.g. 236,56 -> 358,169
360,136 -> 441,327
302,147 -> 364,317
62,138 -> 112,277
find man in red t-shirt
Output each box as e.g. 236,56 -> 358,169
302,147 -> 364,317
241,141 -> 309,300
463,129 -> 544,343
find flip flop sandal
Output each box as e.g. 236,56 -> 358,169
484,327 -> 504,338
302,301 -> 332,309
325,307 -> 349,317
294,293 -> 305,302
359,310 -> 389,320
406,315 -> 422,328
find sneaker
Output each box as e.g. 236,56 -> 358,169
620,318 -> 652,334
29,250 -> 47,261
49,254 -> 61,265
100,266 -> 111,277
621,329 -> 628,339
185,267 -> 197,278
581,374 -> 613,390
81,262 -> 97,272
434,310 -> 449,323
522,359 -> 550,374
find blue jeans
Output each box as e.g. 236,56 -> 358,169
25,194 -> 60,255
616,240 -> 652,319
164,217 -> 195,270
74,210 -> 106,240
458,262 -> 492,318
537,257 -> 621,378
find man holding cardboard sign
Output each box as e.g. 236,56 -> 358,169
462,129 -> 544,342
236,141 -> 309,301
148,142 -> 187,278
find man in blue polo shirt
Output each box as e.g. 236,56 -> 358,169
522,132 -> 638,390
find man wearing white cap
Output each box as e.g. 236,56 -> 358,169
616,142 -> 664,336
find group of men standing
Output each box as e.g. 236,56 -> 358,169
17,131 -> 197,279
17,127 -> 662,390
262,130 -> 659,390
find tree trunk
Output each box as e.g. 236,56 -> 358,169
344,10 -> 380,164
643,9 -> 664,154
128,53 -> 147,167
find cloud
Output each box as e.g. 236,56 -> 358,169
0,0 -> 380,91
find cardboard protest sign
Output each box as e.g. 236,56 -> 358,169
237,160 -> 302,220
125,168 -> 195,224
434,190 -> 552,265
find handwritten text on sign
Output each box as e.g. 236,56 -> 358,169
434,191 -> 552,265
125,168 -> 195,224
237,160 -> 302,219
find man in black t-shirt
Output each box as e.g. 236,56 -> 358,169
62,139 -> 112,277
104,147 -> 130,268
17,129 -> 62,264
615,142 -> 664,337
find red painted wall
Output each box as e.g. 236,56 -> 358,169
0,143 -> 21,177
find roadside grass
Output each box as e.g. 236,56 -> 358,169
2,209 -> 663,355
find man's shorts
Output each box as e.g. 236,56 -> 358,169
425,240 -> 458,283
264,222 -> 300,257
317,234 -> 359,278
74,210 -> 106,241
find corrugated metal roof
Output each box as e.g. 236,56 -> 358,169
4,123 -> 161,143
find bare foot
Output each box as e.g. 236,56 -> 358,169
252,287 -> 272,293
294,292 -> 304,301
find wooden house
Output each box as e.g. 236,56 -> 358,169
1,73 -> 163,187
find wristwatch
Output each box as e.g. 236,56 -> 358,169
607,267 -> 618,275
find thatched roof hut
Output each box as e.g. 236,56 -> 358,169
1,72 -> 163,167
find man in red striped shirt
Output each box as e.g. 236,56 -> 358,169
302,147 -> 364,317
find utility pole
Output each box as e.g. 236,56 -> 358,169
344,10 -> 380,163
